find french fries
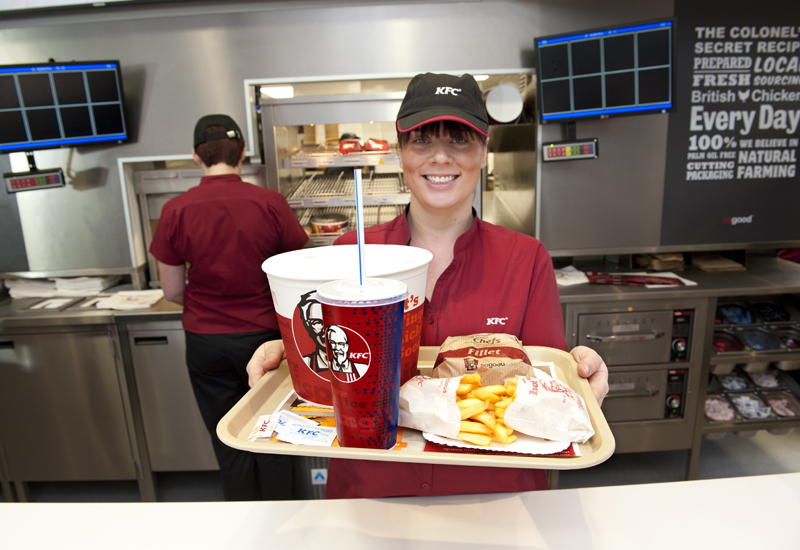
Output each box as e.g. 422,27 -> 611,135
455,374 -> 517,447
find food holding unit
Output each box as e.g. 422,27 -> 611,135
256,86 -> 411,247
249,73 -> 533,246
564,298 -> 708,462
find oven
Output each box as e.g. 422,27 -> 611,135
564,298 -> 710,453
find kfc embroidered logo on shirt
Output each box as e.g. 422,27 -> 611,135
486,317 -> 509,325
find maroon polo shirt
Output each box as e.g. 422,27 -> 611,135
149,174 -> 309,334
326,212 -> 567,499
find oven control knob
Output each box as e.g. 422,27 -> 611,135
672,338 -> 686,352
667,395 -> 681,409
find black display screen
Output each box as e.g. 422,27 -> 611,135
536,20 -> 674,123
0,61 -> 128,153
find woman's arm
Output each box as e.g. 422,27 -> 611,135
158,261 -> 186,305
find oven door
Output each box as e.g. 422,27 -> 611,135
602,369 -> 668,422
577,310 -> 674,366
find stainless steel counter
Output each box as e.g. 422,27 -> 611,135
558,256 -> 800,303
3,257 -> 798,328
0,296 -> 181,329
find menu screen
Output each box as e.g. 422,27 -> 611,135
536,20 -> 674,123
0,61 -> 128,153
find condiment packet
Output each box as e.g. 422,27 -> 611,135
398,375 -> 461,439
248,414 -> 278,441
271,410 -> 338,446
504,377 -> 595,443
275,423 -> 338,446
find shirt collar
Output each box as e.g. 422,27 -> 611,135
453,209 -> 480,256
402,206 -> 479,250
200,173 -> 241,185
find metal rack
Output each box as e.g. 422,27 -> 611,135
286,171 -> 409,208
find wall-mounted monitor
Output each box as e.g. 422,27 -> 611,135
535,20 -> 674,124
0,60 -> 128,153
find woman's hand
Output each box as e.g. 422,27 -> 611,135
569,345 -> 609,406
246,339 -> 286,387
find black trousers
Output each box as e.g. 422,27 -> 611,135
185,329 -> 293,501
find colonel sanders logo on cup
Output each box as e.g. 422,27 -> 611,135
293,290 -> 371,383
295,291 -> 330,378
326,325 -> 371,383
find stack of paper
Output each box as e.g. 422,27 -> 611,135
94,290 -> 164,310
4,279 -> 57,298
554,265 -> 590,286
52,276 -> 121,293
4,276 -> 121,298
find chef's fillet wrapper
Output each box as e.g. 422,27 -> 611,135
318,278 -> 407,449
432,333 -> 533,386
398,375 -> 462,439
504,377 -> 595,443
262,245 -> 432,406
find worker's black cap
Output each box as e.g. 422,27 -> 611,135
193,114 -> 243,148
396,73 -> 489,136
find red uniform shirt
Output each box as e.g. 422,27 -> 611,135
149,174 -> 309,334
327,212 -> 567,498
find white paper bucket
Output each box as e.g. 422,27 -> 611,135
263,244 -> 432,405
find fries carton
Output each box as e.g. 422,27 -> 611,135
504,377 -> 595,443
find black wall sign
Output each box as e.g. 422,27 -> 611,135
662,0 -> 800,245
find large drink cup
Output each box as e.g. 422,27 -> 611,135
262,245 -> 432,406
317,278 -> 407,449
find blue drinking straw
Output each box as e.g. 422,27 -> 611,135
354,168 -> 366,287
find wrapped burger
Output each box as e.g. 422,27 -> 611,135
432,333 -> 535,385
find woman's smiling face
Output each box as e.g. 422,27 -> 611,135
399,122 -> 488,214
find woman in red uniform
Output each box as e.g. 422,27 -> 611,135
152,114 -> 309,500
247,74 -> 608,498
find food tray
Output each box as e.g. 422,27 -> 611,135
217,346 -> 615,470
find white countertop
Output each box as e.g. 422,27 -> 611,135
3,473 -> 799,549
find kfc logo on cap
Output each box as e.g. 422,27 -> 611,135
435,87 -> 461,96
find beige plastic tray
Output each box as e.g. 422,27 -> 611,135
217,346 -> 615,470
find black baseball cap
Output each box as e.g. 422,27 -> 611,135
396,73 -> 489,136
193,114 -> 243,148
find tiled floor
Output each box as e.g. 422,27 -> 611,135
4,427 -> 799,502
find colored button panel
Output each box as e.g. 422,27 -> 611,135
543,141 -> 596,161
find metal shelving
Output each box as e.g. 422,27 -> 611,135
286,172 -> 409,208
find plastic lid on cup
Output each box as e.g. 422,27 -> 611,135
317,278 -> 408,307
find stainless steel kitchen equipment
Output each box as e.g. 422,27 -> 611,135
257,90 -> 411,246
251,75 -> 531,245
565,298 -> 709,454
0,319 -> 139,501
119,320 -> 218,472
